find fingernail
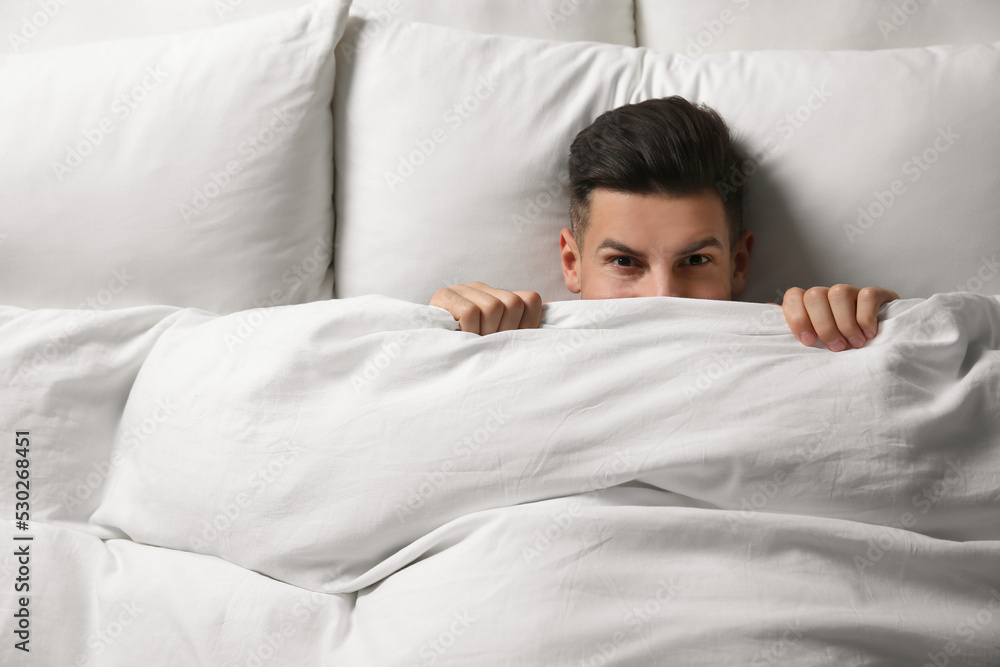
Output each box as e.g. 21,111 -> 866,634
799,332 -> 817,345
864,329 -> 876,339
849,336 -> 865,348
829,339 -> 846,352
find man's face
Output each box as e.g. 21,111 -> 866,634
560,188 -> 754,301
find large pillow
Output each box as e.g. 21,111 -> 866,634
351,0 -> 635,45
0,0 -> 349,312
333,14 -> 1000,304
635,0 -> 1000,52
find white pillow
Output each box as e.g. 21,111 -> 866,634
0,0 -> 633,55
0,0 -> 349,312
634,0 -> 1000,52
333,15 -> 1000,304
0,0 -> 318,53
351,0 -> 635,45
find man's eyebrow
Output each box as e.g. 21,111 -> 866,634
675,237 -> 725,257
595,238 -> 645,258
595,236 -> 724,258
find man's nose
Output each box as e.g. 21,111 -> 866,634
643,272 -> 686,298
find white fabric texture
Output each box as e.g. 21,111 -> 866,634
3,291 -> 999,664
0,305 -> 184,534
635,0 -> 1000,52
0,0 -> 317,53
352,0 -> 635,45
0,0 -> 348,312
332,16 -> 1000,305
0,0 -> 633,54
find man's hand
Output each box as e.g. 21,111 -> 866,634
781,284 -> 899,351
430,282 -> 543,335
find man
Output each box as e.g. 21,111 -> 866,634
430,97 -> 898,352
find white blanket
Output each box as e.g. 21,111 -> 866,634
2,293 -> 999,665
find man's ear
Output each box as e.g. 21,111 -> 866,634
730,228 -> 754,297
560,227 -> 582,294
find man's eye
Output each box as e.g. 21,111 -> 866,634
685,254 -> 710,266
612,256 -> 636,268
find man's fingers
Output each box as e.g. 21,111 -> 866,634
801,286 -> 852,351
430,286 -> 485,333
450,284 -> 507,334
781,287 -> 818,346
467,282 -> 527,333
856,287 -> 899,338
429,283 -> 543,335
513,290 -> 543,329
429,287 -> 474,331
783,284 -> 901,351
826,283 -> 866,349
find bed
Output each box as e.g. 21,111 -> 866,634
1,1 -> 999,664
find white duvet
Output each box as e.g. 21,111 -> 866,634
2,292 -> 999,666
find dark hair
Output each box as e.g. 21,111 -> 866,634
568,96 -> 747,252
